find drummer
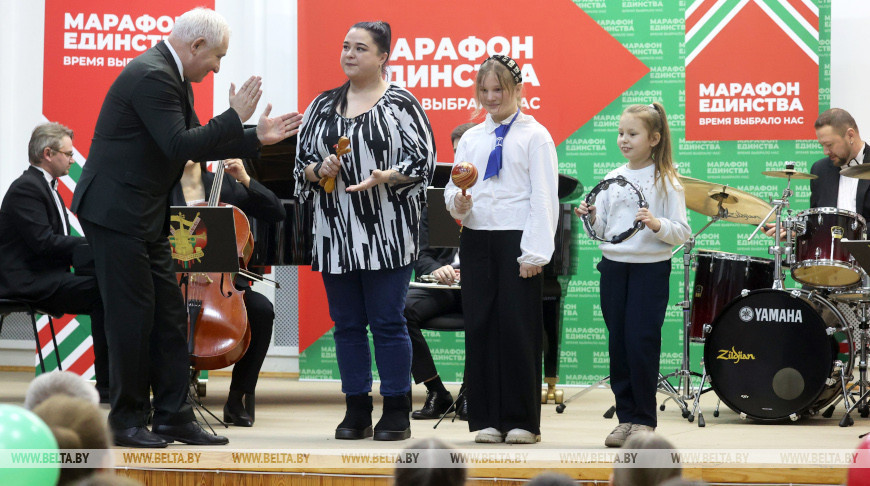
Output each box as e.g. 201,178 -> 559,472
766,108 -> 870,237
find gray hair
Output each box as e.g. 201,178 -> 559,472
169,7 -> 231,47
528,471 -> 577,485
24,370 -> 99,410
393,438 -> 466,486
612,431 -> 682,486
28,122 -> 73,165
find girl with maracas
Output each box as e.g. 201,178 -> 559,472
444,54 -> 559,444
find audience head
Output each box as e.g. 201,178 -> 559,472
33,394 -> 112,485
450,123 -> 477,153
70,471 -> 142,486
25,370 -> 99,410
658,479 -> 707,486
848,434 -> 870,486
393,437 -> 466,486
528,471 -> 576,485
610,431 -> 681,486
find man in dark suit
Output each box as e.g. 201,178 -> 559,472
766,108 -> 870,241
70,7 -> 301,448
404,207 -> 465,419
809,108 -> 870,219
0,123 -> 107,397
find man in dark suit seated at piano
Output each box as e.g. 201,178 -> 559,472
0,122 -> 108,398
404,123 -> 475,420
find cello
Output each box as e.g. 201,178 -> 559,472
181,160 -> 253,371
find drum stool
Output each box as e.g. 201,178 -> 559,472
0,299 -> 63,373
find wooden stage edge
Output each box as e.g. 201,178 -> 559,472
112,464 -> 847,485
0,371 -> 857,485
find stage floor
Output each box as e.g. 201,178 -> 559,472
1,370 -> 861,484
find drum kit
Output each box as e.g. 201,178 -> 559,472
668,163 -> 870,427
560,162 -> 870,428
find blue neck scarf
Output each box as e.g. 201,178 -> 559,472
484,110 -> 520,180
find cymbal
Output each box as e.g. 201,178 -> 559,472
839,164 -> 870,180
678,175 -> 774,225
761,169 -> 817,179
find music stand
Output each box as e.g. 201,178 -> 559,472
169,206 -> 241,431
426,188 -> 461,248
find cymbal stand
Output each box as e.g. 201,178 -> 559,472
747,175 -> 794,289
661,204 -> 727,426
838,273 -> 870,427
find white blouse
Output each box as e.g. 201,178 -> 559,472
444,112 -> 559,266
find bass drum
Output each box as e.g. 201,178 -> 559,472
704,289 -> 853,421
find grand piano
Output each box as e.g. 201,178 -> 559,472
245,142 -> 581,403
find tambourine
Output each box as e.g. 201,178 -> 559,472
582,176 -> 648,244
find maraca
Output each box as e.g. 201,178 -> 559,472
320,136 -> 351,193
451,162 -> 478,196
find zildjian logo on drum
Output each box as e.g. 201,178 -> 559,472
738,306 -> 803,323
717,347 -> 756,363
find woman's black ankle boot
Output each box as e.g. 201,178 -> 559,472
373,394 -> 411,441
335,394 -> 373,440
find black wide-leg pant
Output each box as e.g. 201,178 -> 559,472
460,228 -> 543,434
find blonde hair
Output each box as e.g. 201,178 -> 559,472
621,102 -> 678,196
33,395 -> 112,485
472,59 -> 523,120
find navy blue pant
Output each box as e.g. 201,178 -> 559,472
597,257 -> 671,428
322,264 -> 413,397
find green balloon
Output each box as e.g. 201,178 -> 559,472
0,404 -> 60,485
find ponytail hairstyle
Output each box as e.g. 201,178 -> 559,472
471,55 -> 524,120
327,21 -> 392,117
622,102 -> 678,195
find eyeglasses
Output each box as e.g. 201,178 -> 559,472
52,149 -> 74,159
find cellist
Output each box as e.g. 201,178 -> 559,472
173,158 -> 285,426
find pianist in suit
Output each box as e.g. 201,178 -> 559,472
0,123 -> 107,396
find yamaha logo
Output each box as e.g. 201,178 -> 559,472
738,306 -> 803,323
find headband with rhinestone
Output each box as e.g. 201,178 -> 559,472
485,55 -> 522,85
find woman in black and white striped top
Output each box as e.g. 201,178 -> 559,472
294,21 -> 435,442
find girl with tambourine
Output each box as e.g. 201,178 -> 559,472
575,102 -> 690,448
444,54 -> 559,444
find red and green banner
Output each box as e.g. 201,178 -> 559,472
298,0 -> 830,387
685,0 -> 820,140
